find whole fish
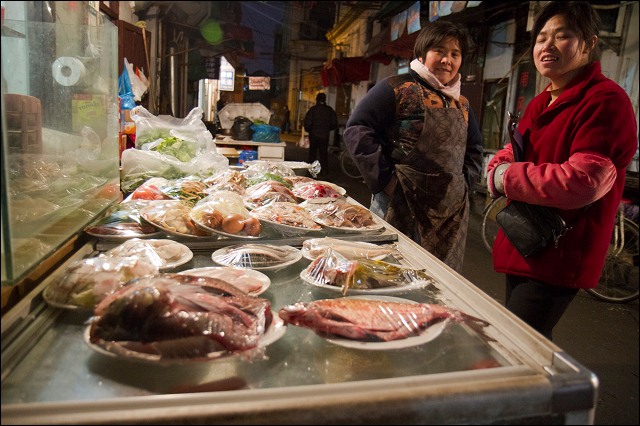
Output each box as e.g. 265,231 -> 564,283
279,298 -> 492,342
90,274 -> 272,359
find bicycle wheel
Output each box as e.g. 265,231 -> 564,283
587,216 -> 639,303
481,196 -> 506,254
340,150 -> 362,179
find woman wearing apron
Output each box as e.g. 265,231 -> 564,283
343,20 -> 483,272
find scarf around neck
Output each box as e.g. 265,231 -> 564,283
410,58 -> 461,101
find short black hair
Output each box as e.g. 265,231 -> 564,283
413,20 -> 473,61
530,1 -> 602,62
316,93 -> 326,102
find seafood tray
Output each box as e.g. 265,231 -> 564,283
2,222 -> 597,425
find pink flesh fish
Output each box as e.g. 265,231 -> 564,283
91,274 -> 272,357
279,298 -> 492,342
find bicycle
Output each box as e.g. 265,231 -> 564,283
329,135 -> 362,179
482,196 -> 639,303
340,149 -> 362,179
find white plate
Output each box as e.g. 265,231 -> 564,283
300,198 -> 382,233
292,181 -> 346,199
212,244 -> 302,271
299,268 -> 431,295
140,201 -> 217,240
105,239 -> 193,271
209,227 -> 264,240
249,202 -> 323,237
85,224 -> 164,241
84,314 -> 286,365
258,218 -> 324,237
42,287 -> 88,311
323,223 -> 385,234
178,267 -> 270,296
323,296 -> 450,350
300,240 -> 393,262
189,198 -> 262,239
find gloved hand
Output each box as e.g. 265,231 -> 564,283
487,163 -> 510,199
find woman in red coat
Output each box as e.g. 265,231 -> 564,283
486,1 -> 637,339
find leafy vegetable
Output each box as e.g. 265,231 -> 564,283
246,172 -> 292,188
150,137 -> 197,162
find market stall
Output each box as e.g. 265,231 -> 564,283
1,18 -> 597,426
1,190 -> 598,425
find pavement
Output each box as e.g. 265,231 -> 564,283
282,133 -> 639,425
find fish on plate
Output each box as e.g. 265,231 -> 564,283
279,297 -> 492,343
303,249 -> 433,295
90,273 -> 274,360
301,237 -> 400,261
301,198 -> 378,229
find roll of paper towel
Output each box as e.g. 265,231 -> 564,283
52,57 -> 86,86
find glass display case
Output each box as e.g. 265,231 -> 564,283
1,19 -> 120,299
1,214 -> 598,425
0,14 -> 599,426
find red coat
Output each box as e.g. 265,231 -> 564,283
487,62 -> 637,289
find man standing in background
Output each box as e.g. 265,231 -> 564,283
304,93 -> 338,178
281,105 -> 291,134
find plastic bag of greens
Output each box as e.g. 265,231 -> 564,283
131,106 -> 214,152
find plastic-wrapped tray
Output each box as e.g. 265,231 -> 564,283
178,267 -> 270,296
212,244 -> 302,271
84,314 -> 286,365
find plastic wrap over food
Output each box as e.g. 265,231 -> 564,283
190,191 -> 262,237
302,249 -> 434,295
140,200 -> 211,237
244,170 -> 294,188
302,237 -> 400,261
159,176 -> 208,205
243,180 -> 297,209
291,181 -> 345,200
242,161 -> 296,178
105,238 -> 193,270
249,202 -> 322,236
43,255 -> 159,309
130,177 -> 171,201
301,198 -> 377,228
85,199 -> 163,237
279,297 -> 492,343
212,244 -> 302,270
178,267 -> 270,295
89,274 -> 279,361
203,169 -> 247,188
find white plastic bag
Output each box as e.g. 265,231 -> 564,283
120,148 -> 228,194
131,106 -> 214,152
124,57 -> 148,102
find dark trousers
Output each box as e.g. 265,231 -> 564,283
308,136 -> 329,176
505,274 -> 579,340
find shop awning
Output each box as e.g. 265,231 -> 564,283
381,30 -> 418,60
365,25 -> 419,62
321,57 -> 372,86
365,27 -> 393,65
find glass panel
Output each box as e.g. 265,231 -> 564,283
1,19 -> 120,286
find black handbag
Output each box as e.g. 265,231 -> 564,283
494,113 -> 572,258
496,200 -> 569,258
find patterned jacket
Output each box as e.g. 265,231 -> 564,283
344,70 -> 482,194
